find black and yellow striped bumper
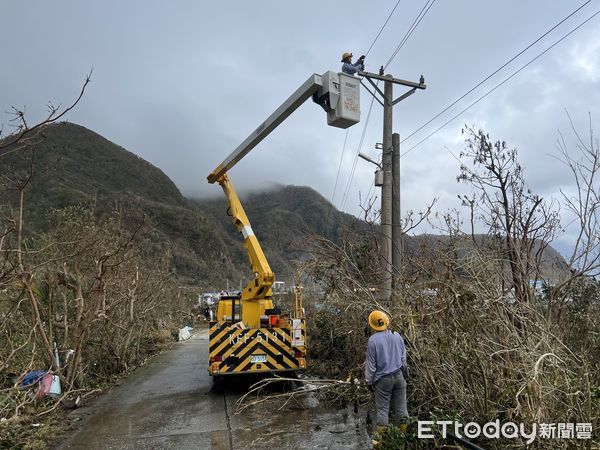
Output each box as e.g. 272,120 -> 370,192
208,321 -> 306,375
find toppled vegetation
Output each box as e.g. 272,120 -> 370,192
0,201 -> 192,448
2,83 -> 598,449
303,124 -> 600,448
0,106 -> 194,448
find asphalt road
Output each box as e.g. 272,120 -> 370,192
56,329 -> 371,449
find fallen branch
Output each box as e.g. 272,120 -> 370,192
235,376 -> 354,413
36,388 -> 102,417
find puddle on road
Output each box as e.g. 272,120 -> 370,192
61,373 -> 373,450
226,381 -> 372,450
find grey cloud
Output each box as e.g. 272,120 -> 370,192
2,1 -> 600,257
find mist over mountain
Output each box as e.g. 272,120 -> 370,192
0,122 -> 570,288
0,123 -> 365,286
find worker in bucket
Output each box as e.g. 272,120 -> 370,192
341,52 -> 365,75
365,310 -> 409,436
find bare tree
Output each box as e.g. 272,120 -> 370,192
458,127 -> 561,302
556,112 -> 600,279
0,73 -> 94,369
301,124 -> 598,449
0,71 -> 91,151
0,76 -> 186,448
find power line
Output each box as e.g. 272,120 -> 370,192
330,128 -> 349,204
354,0 -> 436,213
365,0 -> 403,57
401,8 -> 600,157
385,0 -> 437,70
331,0 -> 401,210
339,0 -> 437,211
340,92 -> 377,210
401,0 -> 591,145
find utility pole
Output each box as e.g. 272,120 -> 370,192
381,78 -> 394,302
392,132 -> 401,289
359,69 -> 426,304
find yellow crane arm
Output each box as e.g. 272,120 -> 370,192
207,70 -> 363,312
217,173 -> 274,301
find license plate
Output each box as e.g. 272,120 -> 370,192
250,355 -> 267,363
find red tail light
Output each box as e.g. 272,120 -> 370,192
210,355 -> 222,363
269,315 -> 279,326
294,350 -> 304,358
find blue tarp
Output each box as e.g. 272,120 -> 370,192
22,370 -> 47,386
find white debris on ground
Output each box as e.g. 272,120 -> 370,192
177,326 -> 193,341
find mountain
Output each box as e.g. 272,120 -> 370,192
3,122 -> 185,212
0,122 -> 360,286
0,123 -> 241,286
407,234 -> 570,285
192,184 -> 365,279
0,122 -> 570,288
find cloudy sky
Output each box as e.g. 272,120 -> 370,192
2,1 -> 600,254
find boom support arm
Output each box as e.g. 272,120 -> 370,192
208,73 -> 323,184
217,173 -> 274,301
207,70 -> 360,308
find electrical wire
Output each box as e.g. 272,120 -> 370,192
339,0 -> 438,211
365,0 -> 403,57
340,94 -> 376,210
330,0 -> 401,209
330,128 -> 349,204
401,8 -> 600,157
401,0 -> 591,145
340,91 -> 377,210
384,0 -> 437,70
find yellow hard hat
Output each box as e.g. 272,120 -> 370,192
368,310 -> 389,331
341,52 -> 353,62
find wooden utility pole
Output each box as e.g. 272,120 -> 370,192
359,69 -> 426,304
381,78 -> 394,302
392,132 -> 401,289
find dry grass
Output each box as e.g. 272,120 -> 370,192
300,232 -> 599,449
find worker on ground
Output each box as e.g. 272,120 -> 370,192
365,310 -> 409,435
341,52 -> 365,76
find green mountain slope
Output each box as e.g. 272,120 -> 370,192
0,123 -> 244,285
13,122 -> 184,209
0,122 -> 360,286
0,122 -> 569,288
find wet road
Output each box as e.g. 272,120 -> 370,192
57,330 -> 371,449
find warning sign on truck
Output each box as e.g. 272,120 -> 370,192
291,319 -> 304,346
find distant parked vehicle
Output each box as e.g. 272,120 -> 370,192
200,292 -> 219,306
273,281 -> 286,293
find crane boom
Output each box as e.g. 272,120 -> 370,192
205,70 -> 360,377
207,70 -> 360,183
217,173 -> 274,301
207,73 -> 323,183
